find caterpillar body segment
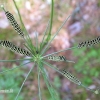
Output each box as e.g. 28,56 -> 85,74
78,36 -> 100,48
48,56 -> 75,63
60,69 -> 81,85
48,56 -> 67,61
5,10 -> 24,38
0,40 -> 31,57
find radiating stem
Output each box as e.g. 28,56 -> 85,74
0,58 -> 32,62
40,19 -> 50,50
43,61 -> 98,94
15,63 -> 35,100
35,31 -> 38,52
40,63 -> 56,100
40,0 -> 54,53
0,61 -> 32,74
42,46 -> 77,58
43,57 -> 75,63
13,0 -> 36,54
41,14 -> 72,56
24,43 -> 35,57
38,66 -> 42,100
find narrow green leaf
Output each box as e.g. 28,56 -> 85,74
42,61 -> 98,94
42,46 -> 77,58
0,61 -> 32,74
41,14 -> 72,56
15,63 -> 35,100
40,19 -> 50,51
0,58 -> 32,62
40,0 -> 54,53
37,66 -> 42,100
39,62 -> 56,100
12,0 -> 36,55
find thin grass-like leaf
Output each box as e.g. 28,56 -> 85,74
39,62 -> 56,100
1,4 -> 36,55
41,14 -> 72,56
43,67 -> 59,99
40,0 -> 54,52
40,19 -> 50,51
12,0 -> 36,54
15,63 -> 35,100
0,61 -> 32,74
23,43 -> 34,56
0,40 -> 32,57
42,46 -> 77,58
34,31 -> 39,53
0,58 -> 32,62
42,61 -> 98,94
37,66 -> 42,100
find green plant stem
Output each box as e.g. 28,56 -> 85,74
0,58 -> 32,62
35,31 -> 38,52
40,19 -> 50,50
42,46 -> 77,58
15,63 -> 35,100
43,61 -> 98,94
41,14 -> 72,56
37,66 -> 42,100
39,62 -> 56,100
40,0 -> 54,51
13,0 -> 36,55
0,61 -> 32,74
43,57 -> 75,63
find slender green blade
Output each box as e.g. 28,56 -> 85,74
0,58 -> 32,62
40,0 -> 54,53
13,0 -> 36,55
39,62 -> 56,100
15,63 -> 35,100
40,19 -> 50,51
0,61 -> 32,74
41,14 -> 72,56
37,66 -> 42,100
43,61 -> 98,94
42,46 -> 77,58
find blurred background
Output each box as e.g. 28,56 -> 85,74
0,0 -> 100,100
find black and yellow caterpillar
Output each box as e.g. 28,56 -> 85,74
78,36 -> 100,48
0,40 -> 31,56
61,69 -> 81,85
4,10 -> 24,38
48,56 -> 66,61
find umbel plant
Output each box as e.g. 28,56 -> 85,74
0,0 -> 100,100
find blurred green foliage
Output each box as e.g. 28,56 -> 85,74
73,46 -> 100,85
44,76 -> 61,100
0,64 -> 25,100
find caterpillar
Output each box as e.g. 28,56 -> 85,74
0,40 -> 31,57
48,56 -> 75,63
2,7 -> 24,38
60,69 -> 81,85
78,36 -> 100,48
48,56 -> 66,61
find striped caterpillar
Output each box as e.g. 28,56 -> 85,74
48,56 -> 75,63
78,36 -> 100,48
0,40 -> 31,57
48,56 -> 67,61
2,6 -> 24,38
60,69 -> 81,85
